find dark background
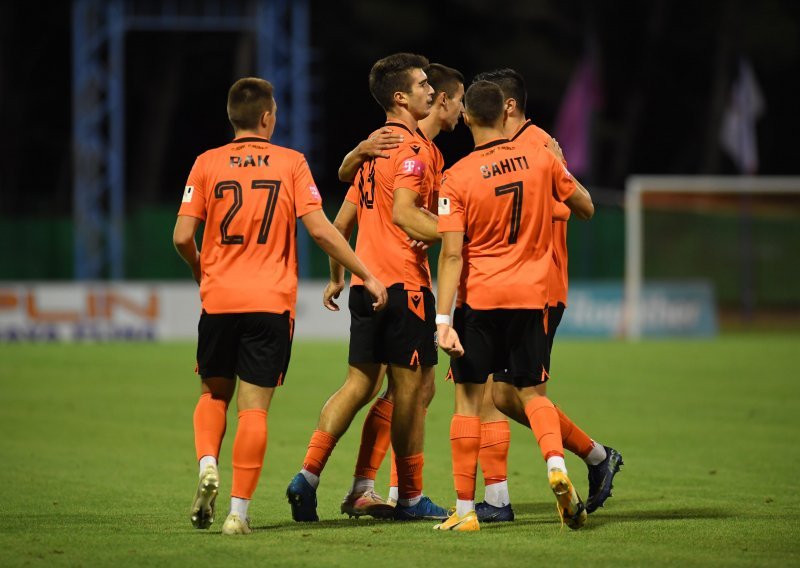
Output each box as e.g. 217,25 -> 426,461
1,0 -> 798,216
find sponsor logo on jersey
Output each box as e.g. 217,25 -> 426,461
182,186 -> 194,203
402,158 -> 426,177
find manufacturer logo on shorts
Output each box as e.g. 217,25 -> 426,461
433,330 -> 438,350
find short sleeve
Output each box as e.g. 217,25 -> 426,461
293,156 -> 324,217
551,155 -> 577,203
392,145 -> 427,195
177,157 -> 208,220
436,170 -> 466,233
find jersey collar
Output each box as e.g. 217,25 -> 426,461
474,137 -> 510,151
232,136 -> 271,143
510,119 -> 533,141
384,120 -> 415,136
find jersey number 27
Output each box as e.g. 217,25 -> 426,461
214,179 -> 282,245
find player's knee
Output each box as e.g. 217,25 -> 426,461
492,387 -> 516,416
421,379 -> 435,407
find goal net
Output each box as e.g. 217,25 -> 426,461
624,176 -> 800,338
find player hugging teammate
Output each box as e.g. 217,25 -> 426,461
176,54 -> 622,536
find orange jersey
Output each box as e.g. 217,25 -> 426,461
511,120 -> 571,306
421,134 -> 445,211
437,138 -> 577,310
344,121 -> 433,290
178,136 -> 322,315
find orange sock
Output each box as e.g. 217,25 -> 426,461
389,446 -> 398,488
193,393 -> 228,461
231,409 -> 267,499
395,453 -> 424,500
302,429 -> 338,476
390,408 -> 424,489
354,397 -> 393,479
555,405 -> 594,458
524,397 -> 564,461
450,414 -> 481,501
479,420 -> 511,485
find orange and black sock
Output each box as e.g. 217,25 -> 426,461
193,392 -> 228,461
555,405 -> 594,459
302,429 -> 338,477
354,397 -> 393,480
450,414 -> 482,501
479,420 -> 511,485
231,409 -> 268,499
395,453 -> 424,502
524,397 -> 564,461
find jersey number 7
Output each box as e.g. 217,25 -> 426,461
214,179 -> 282,245
495,181 -> 523,245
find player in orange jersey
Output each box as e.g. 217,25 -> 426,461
433,80 -> 594,531
173,77 -> 387,535
470,68 -> 623,523
287,53 -> 448,523
331,63 -> 465,517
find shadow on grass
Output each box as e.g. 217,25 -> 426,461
511,501 -> 733,528
253,517 -> 404,532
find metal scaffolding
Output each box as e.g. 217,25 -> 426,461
72,0 -> 313,279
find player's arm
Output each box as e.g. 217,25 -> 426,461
337,128 -> 404,183
173,215 -> 202,284
392,187 -> 440,242
302,208 -> 387,311
324,200 -> 358,311
436,230 -> 465,358
548,137 -> 593,220
564,180 -> 594,220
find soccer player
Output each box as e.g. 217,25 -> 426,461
174,77 -> 387,535
470,68 -> 623,522
286,53 -> 447,522
332,63 -> 465,518
434,80 -> 594,531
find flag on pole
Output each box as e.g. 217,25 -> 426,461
719,59 -> 765,174
553,54 -> 601,178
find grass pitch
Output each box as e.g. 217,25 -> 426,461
1,334 -> 798,567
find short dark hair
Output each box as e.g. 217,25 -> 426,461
227,77 -> 274,131
472,68 -> 527,113
465,80 -> 505,127
369,53 -> 430,112
424,63 -> 464,99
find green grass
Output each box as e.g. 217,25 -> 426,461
1,335 -> 799,567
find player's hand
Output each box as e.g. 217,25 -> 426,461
419,206 -> 438,221
323,279 -> 345,311
437,323 -> 464,358
547,137 -> 565,162
191,258 -> 202,285
360,128 -> 403,159
407,237 -> 430,251
363,276 -> 388,311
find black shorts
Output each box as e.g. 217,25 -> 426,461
545,302 -> 565,355
348,284 -> 438,367
449,304 -> 549,387
197,310 -> 294,387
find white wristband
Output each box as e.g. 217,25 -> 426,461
435,314 -> 451,326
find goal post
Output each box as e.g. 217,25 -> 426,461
624,175 -> 800,339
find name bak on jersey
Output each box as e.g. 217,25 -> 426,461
229,154 -> 270,168
480,155 -> 529,179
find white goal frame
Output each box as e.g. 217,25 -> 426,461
624,175 -> 800,339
